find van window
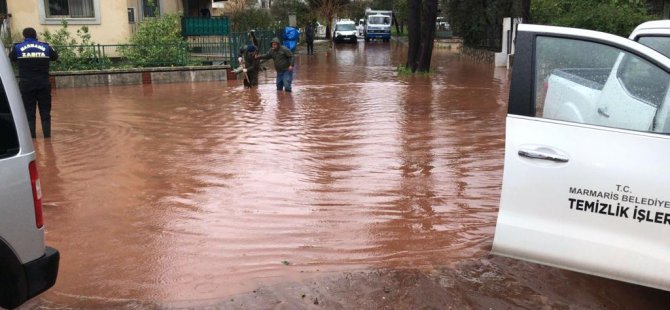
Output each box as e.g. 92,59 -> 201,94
0,79 -> 19,159
336,23 -> 356,31
534,35 -> 670,134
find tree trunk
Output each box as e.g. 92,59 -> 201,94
521,0 -> 530,23
393,13 -> 401,34
406,0 -> 421,72
417,0 -> 437,72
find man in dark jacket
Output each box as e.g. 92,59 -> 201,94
9,27 -> 59,138
305,23 -> 314,55
257,37 -> 294,92
242,44 -> 261,88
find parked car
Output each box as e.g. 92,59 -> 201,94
436,17 -> 449,31
492,23 -> 670,292
332,20 -> 358,43
315,21 -> 326,38
0,38 -> 59,308
629,19 -> 670,57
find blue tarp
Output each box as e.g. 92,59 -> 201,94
283,26 -> 300,53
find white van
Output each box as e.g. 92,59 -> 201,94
0,41 -> 59,307
333,20 -> 358,43
492,23 -> 670,292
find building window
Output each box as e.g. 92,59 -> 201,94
45,0 -> 94,18
142,0 -> 160,18
39,0 -> 100,24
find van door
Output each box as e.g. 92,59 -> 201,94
492,24 -> 670,291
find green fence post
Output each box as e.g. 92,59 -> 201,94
182,41 -> 188,66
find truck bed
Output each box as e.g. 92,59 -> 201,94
551,68 -> 610,90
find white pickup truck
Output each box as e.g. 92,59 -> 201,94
492,21 -> 670,292
542,21 -> 670,133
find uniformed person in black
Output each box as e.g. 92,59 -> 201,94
10,27 -> 58,138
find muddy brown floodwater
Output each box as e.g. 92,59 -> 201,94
22,40 -> 669,309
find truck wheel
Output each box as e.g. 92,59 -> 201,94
0,247 -> 26,309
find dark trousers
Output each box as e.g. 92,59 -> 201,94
307,40 -> 314,55
243,69 -> 259,88
19,79 -> 52,138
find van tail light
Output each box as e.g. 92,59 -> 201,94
29,161 -> 44,229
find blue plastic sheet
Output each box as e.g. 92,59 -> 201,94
283,26 -> 300,52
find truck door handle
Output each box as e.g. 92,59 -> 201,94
597,108 -> 610,118
518,149 -> 569,163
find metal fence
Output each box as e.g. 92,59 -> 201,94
225,30 -> 274,68
47,30 -> 275,71
49,43 -> 189,70
182,16 -> 230,36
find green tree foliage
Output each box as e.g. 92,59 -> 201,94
232,7 -> 278,32
444,0 -> 519,49
370,0 -> 393,10
119,13 -> 186,67
271,0 -> 315,28
531,0 -> 657,36
41,21 -> 110,71
1,30 -> 21,48
307,0 -> 351,38
339,0 -> 369,22
392,0 -> 408,34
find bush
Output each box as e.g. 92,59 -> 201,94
531,0 -> 657,36
119,14 -> 187,67
445,0 -> 520,49
1,30 -> 21,48
231,8 -> 278,32
41,20 -> 110,71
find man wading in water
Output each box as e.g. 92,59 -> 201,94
256,37 -> 294,92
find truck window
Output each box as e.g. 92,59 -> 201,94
637,36 -> 670,58
0,79 -> 19,159
616,54 -> 669,109
369,16 -> 390,25
534,36 -> 619,116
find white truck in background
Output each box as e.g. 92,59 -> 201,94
542,20 -> 670,133
364,9 -> 392,42
492,20 -> 670,292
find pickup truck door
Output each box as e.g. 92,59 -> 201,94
594,53 -> 667,131
492,24 -> 670,291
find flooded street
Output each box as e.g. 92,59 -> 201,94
26,40 -> 669,308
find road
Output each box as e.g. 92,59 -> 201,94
22,39 -> 670,309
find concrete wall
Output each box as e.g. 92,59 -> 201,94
51,66 -> 230,88
461,46 -> 495,64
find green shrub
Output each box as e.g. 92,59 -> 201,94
531,0 -> 656,36
1,31 -> 21,48
231,8 -> 278,32
41,20 -> 110,71
119,13 -> 187,67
